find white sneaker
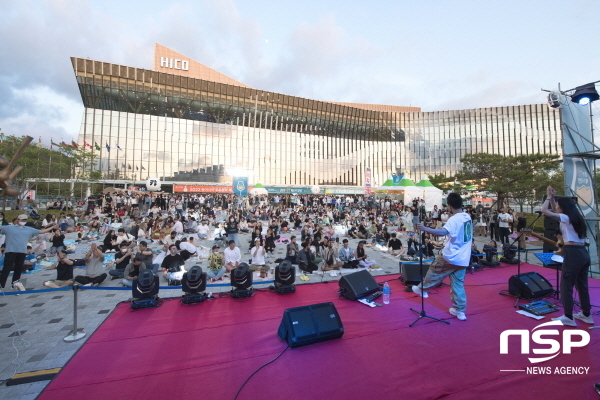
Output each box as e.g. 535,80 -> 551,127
449,308 -> 467,321
412,285 -> 428,298
12,281 -> 25,291
573,312 -> 594,325
551,315 -> 577,327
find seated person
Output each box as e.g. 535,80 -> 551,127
387,233 -> 405,256
223,240 -> 241,272
24,246 -> 37,272
103,230 -> 118,253
161,244 -> 186,282
207,245 -> 225,281
115,228 -> 136,248
297,240 -> 319,273
109,243 -> 133,279
49,228 -> 65,255
285,236 -> 300,264
249,238 -> 270,277
178,237 -> 198,261
43,249 -> 74,288
320,237 -> 344,271
338,239 -> 359,268
121,255 -> 147,287
355,240 -> 377,268
74,242 -> 107,286
135,240 -> 159,273
162,231 -> 178,248
196,221 -> 209,240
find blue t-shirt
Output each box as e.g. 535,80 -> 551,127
25,253 -> 37,270
0,225 -> 41,253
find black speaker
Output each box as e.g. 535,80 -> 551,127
508,272 -> 554,299
278,303 -> 344,348
338,270 -> 379,301
400,261 -> 431,285
542,228 -> 559,253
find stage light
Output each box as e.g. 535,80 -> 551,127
274,260 -> 296,294
131,270 -> 160,309
547,92 -> 562,109
571,83 -> 599,106
500,244 -> 519,265
481,244 -> 500,267
181,265 -> 207,305
231,263 -> 253,298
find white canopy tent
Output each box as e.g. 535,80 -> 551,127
416,177 -> 444,210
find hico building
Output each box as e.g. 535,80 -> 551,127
71,44 -> 561,188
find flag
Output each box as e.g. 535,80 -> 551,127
116,144 -> 123,151
94,142 -> 100,150
105,143 -> 110,152
83,141 -> 93,149
71,140 -> 79,148
61,141 -> 68,147
128,164 -> 132,169
37,137 -> 43,148
141,166 -> 146,170
121,163 -> 126,169
136,166 -> 139,171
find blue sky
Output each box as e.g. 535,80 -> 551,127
1,0 -> 600,144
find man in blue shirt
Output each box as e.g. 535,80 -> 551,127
0,214 -> 57,291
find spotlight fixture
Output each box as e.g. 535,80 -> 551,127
570,83 -> 599,106
230,263 -> 254,298
547,91 -> 562,109
181,265 -> 207,305
131,270 -> 160,309
274,260 -> 296,294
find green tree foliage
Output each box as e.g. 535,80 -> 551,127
427,173 -> 454,189
456,153 -> 561,210
0,134 -> 98,196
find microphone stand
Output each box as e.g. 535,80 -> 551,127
508,212 -> 543,307
409,228 -> 450,327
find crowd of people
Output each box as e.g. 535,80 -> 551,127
0,189 -> 593,327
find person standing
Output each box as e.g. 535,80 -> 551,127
413,193 -> 472,321
0,214 -> 57,291
542,186 -> 594,326
497,208 -> 513,245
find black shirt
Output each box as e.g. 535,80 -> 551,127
115,252 -> 131,270
56,260 -> 73,281
389,238 -> 402,250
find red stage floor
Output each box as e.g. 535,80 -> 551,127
38,263 -> 600,400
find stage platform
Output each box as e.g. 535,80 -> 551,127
37,263 -> 600,400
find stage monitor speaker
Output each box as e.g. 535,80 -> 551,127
277,302 -> 344,348
508,272 -> 554,299
338,270 -> 379,301
400,261 -> 431,285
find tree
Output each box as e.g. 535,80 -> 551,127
0,134 -> 99,199
455,153 -> 561,210
427,173 -> 454,189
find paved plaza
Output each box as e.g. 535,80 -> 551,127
0,230 -> 546,399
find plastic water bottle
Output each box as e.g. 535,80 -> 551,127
382,282 -> 391,305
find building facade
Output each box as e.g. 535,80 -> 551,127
72,44 -> 561,188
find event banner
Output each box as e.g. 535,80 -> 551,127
364,168 -> 372,195
560,93 -> 598,269
233,177 -> 249,197
173,185 -> 231,193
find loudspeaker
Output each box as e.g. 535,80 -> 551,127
508,272 -> 554,299
338,270 -> 379,301
400,261 -> 431,285
278,302 -> 344,348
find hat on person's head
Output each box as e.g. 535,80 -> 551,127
18,214 -> 28,220
212,245 -> 220,250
